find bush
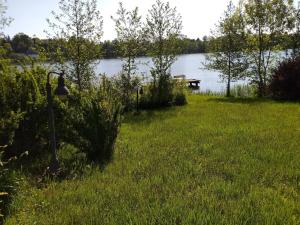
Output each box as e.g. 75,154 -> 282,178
150,71 -> 174,107
140,76 -> 188,109
138,70 -> 175,109
0,53 -> 24,148
0,147 -> 10,221
1,58 -> 122,166
0,55 -> 51,158
57,144 -> 89,179
270,56 -> 300,100
1,47 -> 122,173
0,146 -> 22,221
112,71 -> 140,111
173,92 -> 187,106
66,76 -> 122,163
230,84 -> 256,98
173,80 -> 188,106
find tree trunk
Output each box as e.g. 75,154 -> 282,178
257,25 -> 264,97
227,29 -> 232,98
76,43 -> 82,91
227,54 -> 231,97
226,74 -> 231,97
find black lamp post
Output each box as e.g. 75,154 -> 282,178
46,70 -> 69,173
136,85 -> 143,113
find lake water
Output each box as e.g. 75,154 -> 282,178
95,53 -> 247,92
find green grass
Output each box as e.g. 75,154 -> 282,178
5,95 -> 300,225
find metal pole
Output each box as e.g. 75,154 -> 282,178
46,73 -> 60,173
136,87 -> 139,113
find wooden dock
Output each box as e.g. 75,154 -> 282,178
174,75 -> 201,89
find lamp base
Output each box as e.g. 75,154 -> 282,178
49,158 -> 60,174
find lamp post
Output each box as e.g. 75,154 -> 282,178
46,70 -> 69,173
136,85 -> 143,113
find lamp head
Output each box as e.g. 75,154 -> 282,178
139,87 -> 144,95
54,71 -> 69,100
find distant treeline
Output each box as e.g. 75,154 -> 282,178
0,33 -> 209,59
1,32 -> 298,60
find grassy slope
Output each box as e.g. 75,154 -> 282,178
5,95 -> 300,225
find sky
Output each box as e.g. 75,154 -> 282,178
4,0 -> 239,41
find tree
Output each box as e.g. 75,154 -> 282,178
111,3 -> 143,109
289,1 -> 300,58
205,1 -> 248,97
243,0 -> 293,97
145,0 -> 182,106
270,55 -> 300,100
46,0 -> 103,91
101,40 -> 118,58
11,33 -> 33,54
0,0 -> 12,35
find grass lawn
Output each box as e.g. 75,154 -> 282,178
5,95 -> 300,225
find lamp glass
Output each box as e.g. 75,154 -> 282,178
54,73 -> 70,99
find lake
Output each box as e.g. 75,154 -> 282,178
95,53 -> 247,93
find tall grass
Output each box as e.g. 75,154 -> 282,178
198,84 -> 256,98
5,95 -> 300,225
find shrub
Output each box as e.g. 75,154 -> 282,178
270,56 -> 300,100
0,146 -> 23,221
66,76 -> 122,163
173,80 -> 188,106
230,84 -> 256,98
1,58 -> 122,167
112,71 -> 140,111
173,92 -> 187,106
0,147 -> 10,221
0,54 -> 24,148
139,72 -> 175,109
139,86 -> 155,109
1,48 -> 122,173
12,63 -> 53,156
150,71 -> 174,107
57,144 -> 89,179
0,54 -> 51,158
140,76 -> 188,109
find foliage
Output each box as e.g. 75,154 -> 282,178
270,56 -> 300,100
101,40 -> 119,58
5,95 -> 300,225
172,79 -> 188,106
1,34 -> 214,61
145,0 -> 184,107
11,33 -> 34,54
66,76 -> 122,162
173,91 -> 187,106
243,0 -> 293,97
230,84 -> 256,98
205,1 -> 248,97
112,72 -> 141,111
0,0 -> 12,35
0,45 -> 48,156
111,3 -> 144,110
0,55 -> 122,168
0,56 -> 52,158
0,54 -> 22,147
46,0 -> 103,90
0,146 -> 10,220
0,146 -> 27,222
139,79 -> 187,109
285,1 -> 300,58
149,71 -> 174,108
57,144 -> 89,179
99,37 -> 208,58
178,38 -> 207,54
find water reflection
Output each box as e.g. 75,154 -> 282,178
95,53 -> 247,93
